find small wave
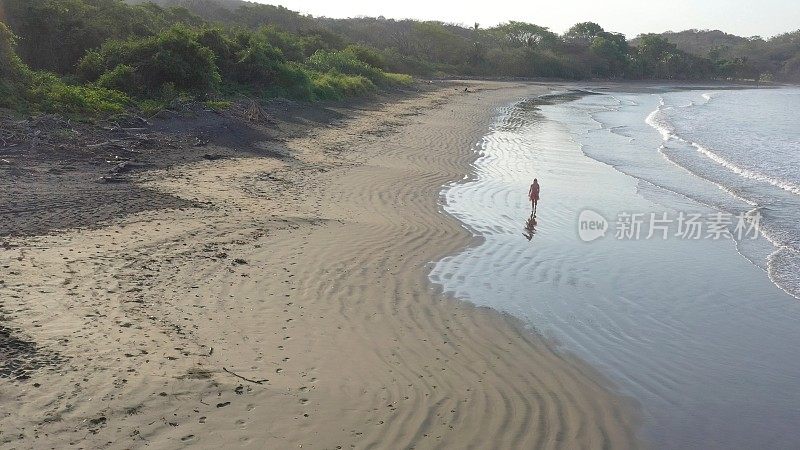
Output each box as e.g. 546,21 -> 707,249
689,141 -> 800,196
701,92 -> 716,104
657,143 -> 759,209
644,99 -> 800,197
767,247 -> 800,300
644,97 -> 674,141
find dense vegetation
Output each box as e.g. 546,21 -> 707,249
1,0 -> 798,116
128,0 -> 799,81
0,21 -> 132,114
0,0 -> 410,115
632,29 -> 800,81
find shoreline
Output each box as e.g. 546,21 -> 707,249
1,81 -> 640,448
429,85 -> 800,449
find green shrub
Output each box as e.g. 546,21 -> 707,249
76,50 -> 105,81
307,49 -> 414,87
97,64 -> 136,93
204,99 -> 232,110
195,27 -> 237,75
1,0 -> 204,74
78,25 -> 221,97
231,38 -> 286,83
271,62 -> 314,99
3,16 -> 411,115
307,49 -> 385,83
382,72 -> 413,86
227,37 -> 315,100
259,26 -> 305,62
26,72 -> 130,114
344,45 -> 388,70
0,23 -> 16,77
0,78 -> 20,109
0,22 -> 128,115
0,22 -> 26,80
310,71 -> 376,100
195,28 -> 235,60
298,30 -> 346,57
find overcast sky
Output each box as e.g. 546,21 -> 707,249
256,0 -> 799,38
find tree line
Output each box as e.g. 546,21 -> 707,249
0,0 -> 411,114
1,0 -> 797,115
127,0 -> 798,81
633,29 -> 800,81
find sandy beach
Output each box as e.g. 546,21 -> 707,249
0,82 -> 640,449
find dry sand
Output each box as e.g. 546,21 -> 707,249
1,81 -> 640,449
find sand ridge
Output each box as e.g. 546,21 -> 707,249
0,82 -> 640,448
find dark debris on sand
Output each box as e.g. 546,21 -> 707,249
0,99 -> 294,238
0,323 -> 66,382
0,88 -> 429,238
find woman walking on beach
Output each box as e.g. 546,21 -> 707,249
529,178 -> 540,216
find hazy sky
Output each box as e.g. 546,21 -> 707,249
257,0 -> 799,38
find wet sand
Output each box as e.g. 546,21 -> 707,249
0,82 -> 639,448
431,87 -> 800,449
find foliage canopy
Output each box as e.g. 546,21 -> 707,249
1,0 -> 798,116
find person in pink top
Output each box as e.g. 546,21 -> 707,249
528,178 -> 540,216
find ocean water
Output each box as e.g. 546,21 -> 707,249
591,87 -> 800,299
430,87 -> 800,449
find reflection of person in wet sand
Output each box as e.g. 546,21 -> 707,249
523,214 -> 538,241
529,178 -> 540,216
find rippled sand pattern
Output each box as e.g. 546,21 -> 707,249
0,83 -> 639,449
432,89 -> 800,449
